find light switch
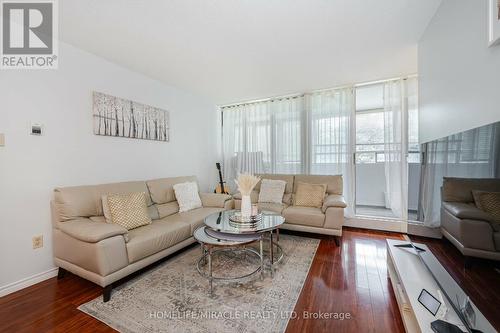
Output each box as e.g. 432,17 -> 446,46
0,133 -> 4,146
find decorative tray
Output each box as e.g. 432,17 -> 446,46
229,212 -> 262,223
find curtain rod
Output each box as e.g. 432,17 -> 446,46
221,93 -> 305,109
219,73 -> 417,109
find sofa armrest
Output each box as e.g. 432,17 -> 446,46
442,202 -> 496,223
322,194 -> 347,213
57,218 -> 128,243
200,193 -> 232,208
233,190 -> 259,203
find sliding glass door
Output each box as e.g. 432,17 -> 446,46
353,78 -> 419,223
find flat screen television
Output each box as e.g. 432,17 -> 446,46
414,121 -> 500,224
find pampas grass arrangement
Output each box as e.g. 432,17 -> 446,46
236,173 -> 260,217
235,173 -> 260,195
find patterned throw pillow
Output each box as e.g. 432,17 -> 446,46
106,192 -> 152,230
102,195 -> 158,223
173,181 -> 202,212
294,182 -> 327,208
258,179 -> 286,204
472,190 -> 500,225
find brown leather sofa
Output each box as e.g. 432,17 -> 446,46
440,177 -> 500,264
51,176 -> 233,301
233,174 -> 346,244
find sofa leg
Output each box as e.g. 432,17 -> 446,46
103,285 -> 113,302
57,268 -> 66,280
464,256 -> 473,269
334,236 -> 340,247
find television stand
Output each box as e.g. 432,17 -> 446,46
386,239 -> 494,333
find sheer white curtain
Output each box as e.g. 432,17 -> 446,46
309,88 -> 355,217
383,79 -> 408,219
273,97 -> 305,174
421,123 -> 499,226
222,96 -> 305,189
222,102 -> 271,189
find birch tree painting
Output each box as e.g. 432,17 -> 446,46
93,92 -> 169,141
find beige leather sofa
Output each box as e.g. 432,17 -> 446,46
51,176 -> 232,301
441,177 -> 500,265
234,174 -> 346,244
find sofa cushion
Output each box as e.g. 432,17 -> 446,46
283,206 -> 325,228
294,182 -> 326,208
164,207 -> 225,233
106,192 -> 152,230
58,218 -> 128,243
54,181 -> 152,221
126,219 -> 191,263
156,201 -> 180,218
442,177 -> 500,203
146,176 -> 198,204
259,179 -> 287,204
282,193 -> 293,205
294,175 -> 343,195
322,194 -> 347,212
442,202 -> 498,227
200,193 -> 232,208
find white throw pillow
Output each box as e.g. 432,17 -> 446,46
258,179 -> 286,204
173,182 -> 202,212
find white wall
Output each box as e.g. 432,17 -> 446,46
418,0 -> 500,143
0,42 -> 218,293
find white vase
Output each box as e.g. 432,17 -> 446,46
241,195 -> 252,218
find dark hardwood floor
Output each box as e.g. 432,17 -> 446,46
286,228 -> 405,333
4,228 -> 496,333
410,235 -> 500,331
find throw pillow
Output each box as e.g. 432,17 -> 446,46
173,181 -> 202,212
103,195 -> 159,222
472,190 -> 500,225
105,192 -> 152,230
294,182 -> 327,208
258,179 -> 286,204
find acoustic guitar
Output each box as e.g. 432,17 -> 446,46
214,162 -> 230,194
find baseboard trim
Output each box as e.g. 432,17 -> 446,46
345,216 -> 407,233
0,267 -> 58,298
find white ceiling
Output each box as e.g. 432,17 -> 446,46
59,0 -> 442,104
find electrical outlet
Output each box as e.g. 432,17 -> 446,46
32,235 -> 43,249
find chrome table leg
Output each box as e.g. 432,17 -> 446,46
260,237 -> 264,280
201,243 -> 206,265
270,230 -> 274,277
208,247 -> 213,296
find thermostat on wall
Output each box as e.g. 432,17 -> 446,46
30,123 -> 43,136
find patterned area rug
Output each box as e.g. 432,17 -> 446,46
79,234 -> 320,333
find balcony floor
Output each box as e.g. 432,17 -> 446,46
356,205 -> 418,221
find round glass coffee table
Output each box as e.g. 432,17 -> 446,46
194,210 -> 285,295
204,211 -> 284,269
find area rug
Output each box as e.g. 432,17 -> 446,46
78,234 -> 320,333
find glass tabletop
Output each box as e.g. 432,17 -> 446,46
193,226 -> 261,246
204,210 -> 285,234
